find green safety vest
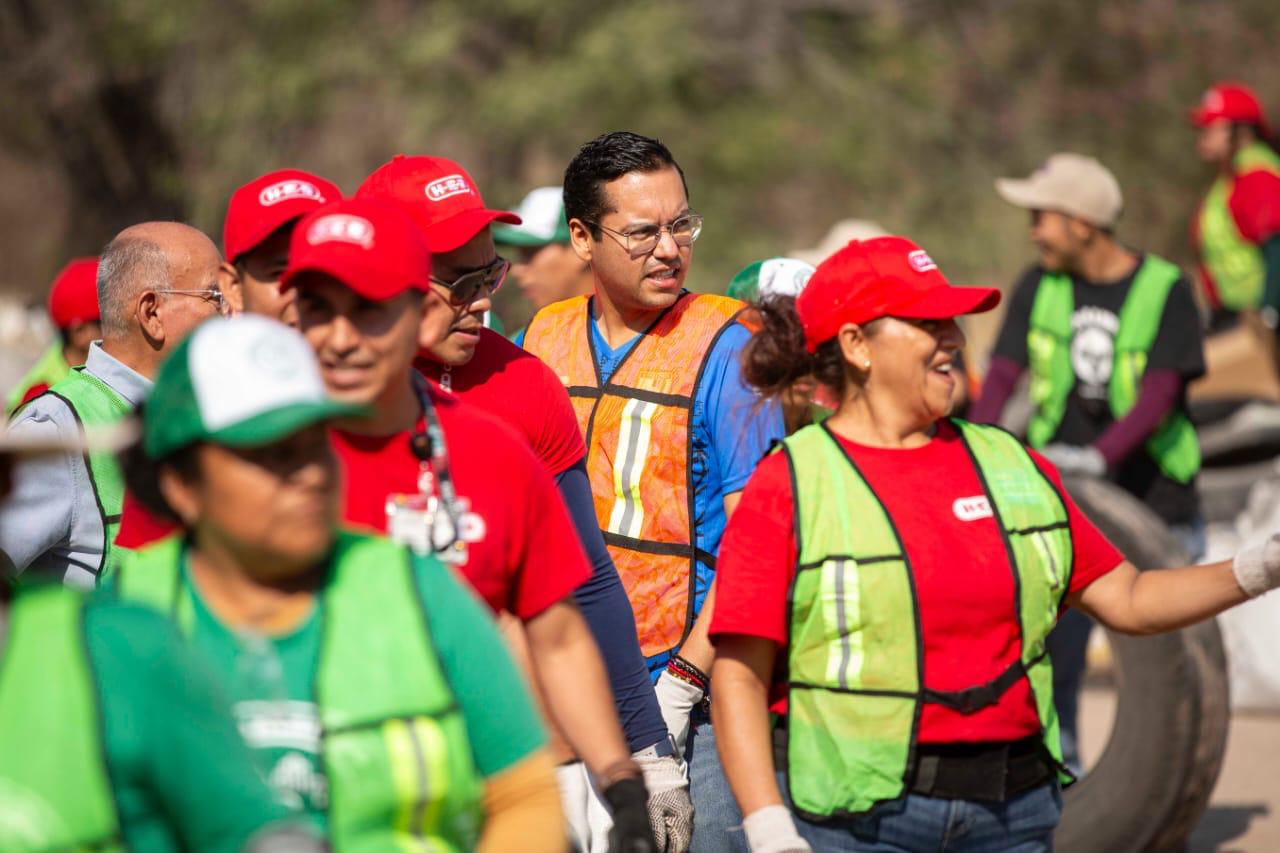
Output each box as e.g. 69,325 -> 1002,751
39,367 -> 132,580
1198,142 -> 1280,312
5,343 -> 70,415
1025,255 -> 1201,484
116,531 -> 485,852
0,585 -> 124,851
782,420 -> 1071,820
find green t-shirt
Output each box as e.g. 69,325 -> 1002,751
84,599 -> 295,852
178,549 -> 545,831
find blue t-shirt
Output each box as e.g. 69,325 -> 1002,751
522,302 -> 785,676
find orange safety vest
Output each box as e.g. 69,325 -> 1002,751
524,292 -> 746,659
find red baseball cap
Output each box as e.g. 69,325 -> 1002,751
47,257 -> 101,329
1189,83 -> 1270,137
355,155 -> 520,253
281,198 -> 432,301
796,237 -> 1000,353
223,169 -> 344,264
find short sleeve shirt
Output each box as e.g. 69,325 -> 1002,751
709,422 -> 1123,744
991,260 -> 1206,523
331,382 -> 591,620
415,328 -> 586,476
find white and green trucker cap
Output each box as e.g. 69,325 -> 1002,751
143,314 -> 365,459
726,257 -> 816,302
491,186 -> 572,247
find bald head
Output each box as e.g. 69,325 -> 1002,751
97,222 -> 221,340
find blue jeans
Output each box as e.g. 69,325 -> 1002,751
780,774 -> 1062,852
686,709 -> 748,853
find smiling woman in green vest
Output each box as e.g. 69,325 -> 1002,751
112,313 -> 565,852
704,236 -> 1280,853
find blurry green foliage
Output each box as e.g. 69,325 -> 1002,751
1,0 -> 1277,332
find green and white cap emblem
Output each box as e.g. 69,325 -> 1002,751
726,257 -> 816,302
492,186 -> 571,247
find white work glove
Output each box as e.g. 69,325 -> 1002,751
633,749 -> 694,853
653,671 -> 704,756
1040,443 -> 1106,477
742,805 -> 811,853
1232,532 -> 1280,597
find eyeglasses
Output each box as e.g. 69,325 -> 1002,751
585,213 -> 703,258
155,288 -> 227,313
430,257 -> 510,305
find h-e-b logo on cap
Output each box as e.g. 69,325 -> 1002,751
306,214 -> 375,250
425,175 -> 473,203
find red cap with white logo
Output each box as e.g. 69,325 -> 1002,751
1189,82 -> 1270,138
223,169 -> 344,264
796,236 -> 1001,353
355,154 -> 521,253
280,199 -> 433,301
47,257 -> 101,329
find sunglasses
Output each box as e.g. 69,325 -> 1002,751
430,257 -> 510,305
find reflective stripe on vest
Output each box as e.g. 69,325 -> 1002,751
42,368 -> 132,580
1198,142 -> 1280,311
117,532 -> 485,850
0,585 -> 123,851
524,292 -> 746,659
781,420 -> 1070,820
1025,254 -> 1201,484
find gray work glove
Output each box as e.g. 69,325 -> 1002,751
653,670 -> 704,756
1040,443 -> 1106,477
742,805 -> 811,853
634,749 -> 694,853
1233,532 -> 1280,597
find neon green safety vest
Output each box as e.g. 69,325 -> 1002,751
117,532 -> 486,852
0,585 -> 124,852
782,420 -> 1072,820
5,343 -> 70,415
1198,142 -> 1280,312
1026,255 -> 1201,484
38,367 -> 132,580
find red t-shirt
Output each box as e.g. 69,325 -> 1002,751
414,329 -> 585,476
331,382 -> 590,620
1230,168 -> 1280,244
709,422 -> 1123,744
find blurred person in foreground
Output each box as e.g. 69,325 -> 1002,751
522,130 -> 786,853
113,313 -> 560,851
970,152 -> 1205,772
0,418 -> 317,853
5,258 -> 101,413
494,185 -> 594,314
709,236 -> 1280,852
1188,82 -> 1280,332
219,168 -> 343,328
357,156 -> 688,850
282,197 -> 665,851
0,222 -> 224,586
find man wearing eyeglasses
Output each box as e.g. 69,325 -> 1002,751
0,221 -> 224,586
523,131 -> 785,853
357,155 -> 693,851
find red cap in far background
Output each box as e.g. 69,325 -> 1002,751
1189,82 -> 1270,138
796,236 -> 1000,353
223,169 -> 343,264
281,198 -> 432,301
355,154 -> 520,253
47,257 -> 101,329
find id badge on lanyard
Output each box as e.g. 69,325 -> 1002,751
385,374 -> 469,563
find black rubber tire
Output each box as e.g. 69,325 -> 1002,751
1054,476 -> 1230,853
1198,460 -> 1278,524
1197,401 -> 1280,468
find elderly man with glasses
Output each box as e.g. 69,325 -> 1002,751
522,131 -> 785,853
0,221 -> 225,586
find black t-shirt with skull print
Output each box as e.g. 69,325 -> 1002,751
992,259 -> 1205,525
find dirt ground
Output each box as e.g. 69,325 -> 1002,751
1081,687 -> 1280,852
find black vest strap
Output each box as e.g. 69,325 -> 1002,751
920,650 -> 1045,715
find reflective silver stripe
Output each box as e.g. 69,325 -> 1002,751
834,559 -> 852,690
404,719 -> 432,837
608,399 -> 657,538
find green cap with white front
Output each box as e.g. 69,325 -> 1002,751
727,257 -> 817,302
144,314 -> 366,460
492,186 -> 572,247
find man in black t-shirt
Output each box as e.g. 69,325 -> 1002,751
971,153 -> 1207,771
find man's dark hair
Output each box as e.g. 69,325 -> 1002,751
563,131 -> 687,239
